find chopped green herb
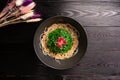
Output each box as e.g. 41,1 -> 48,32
47,28 -> 73,54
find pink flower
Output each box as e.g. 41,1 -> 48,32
20,2 -> 36,14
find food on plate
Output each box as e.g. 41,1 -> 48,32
40,23 -> 78,59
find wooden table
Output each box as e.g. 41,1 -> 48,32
0,0 -> 120,80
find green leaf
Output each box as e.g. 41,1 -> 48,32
47,28 -> 73,54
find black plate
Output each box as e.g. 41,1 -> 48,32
33,16 -> 87,70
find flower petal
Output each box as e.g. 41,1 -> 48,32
20,2 -> 36,14
16,0 -> 24,6
22,0 -> 33,6
32,14 -> 41,19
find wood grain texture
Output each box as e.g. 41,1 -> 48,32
62,74 -> 120,80
0,0 -> 120,80
38,0 -> 120,2
0,27 -> 120,75
34,27 -> 120,75
35,2 -> 120,26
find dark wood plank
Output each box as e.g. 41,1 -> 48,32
35,2 -> 120,26
86,27 -> 120,51
38,0 -> 120,2
0,27 -> 120,76
1,1 -> 120,26
34,27 -> 120,76
0,0 -> 120,80
62,74 -> 120,80
0,23 -> 40,44
1,0 -> 120,3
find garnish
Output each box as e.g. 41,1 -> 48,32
57,37 -> 67,48
47,28 -> 73,54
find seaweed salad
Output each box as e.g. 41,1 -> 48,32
47,28 -> 73,54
